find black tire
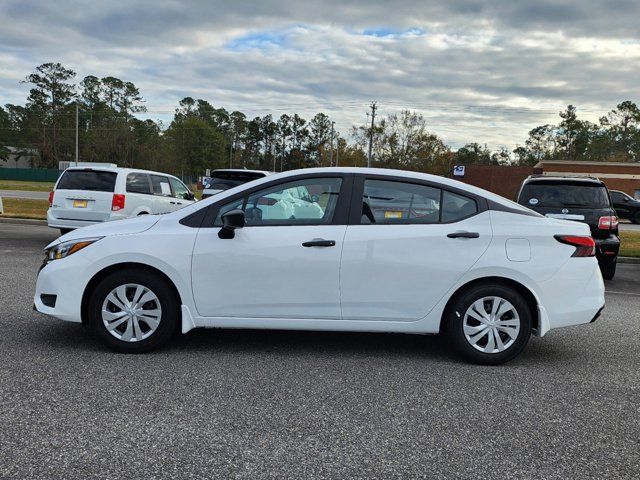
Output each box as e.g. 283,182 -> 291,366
633,211 -> 640,225
443,283 -> 532,365
60,228 -> 73,235
600,258 -> 617,280
88,269 -> 179,353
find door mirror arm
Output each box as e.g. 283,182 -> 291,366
218,209 -> 245,239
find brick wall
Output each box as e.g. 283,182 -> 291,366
453,165 -> 533,200
453,162 -> 640,199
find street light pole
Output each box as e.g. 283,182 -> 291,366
75,102 -> 79,164
367,102 -> 377,168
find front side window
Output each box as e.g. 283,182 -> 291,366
361,180 -> 441,224
214,177 -> 342,226
170,178 -> 191,199
126,173 -> 152,194
150,175 -> 172,196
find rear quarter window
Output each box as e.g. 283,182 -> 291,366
56,170 -> 117,192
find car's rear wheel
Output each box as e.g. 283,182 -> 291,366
600,258 -> 617,280
444,284 -> 532,365
88,269 -> 178,353
633,211 -> 640,225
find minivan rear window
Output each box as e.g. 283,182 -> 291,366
56,170 -> 117,192
519,182 -> 610,208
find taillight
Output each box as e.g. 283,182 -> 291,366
554,235 -> 596,257
598,215 -> 618,230
48,191 -> 54,207
111,194 -> 125,211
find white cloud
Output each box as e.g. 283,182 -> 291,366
1,0 -> 639,149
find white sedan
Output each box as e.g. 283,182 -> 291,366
34,168 -> 605,364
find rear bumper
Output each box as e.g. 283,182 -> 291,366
47,209 -> 127,230
595,234 -> 620,262
537,257 -> 605,332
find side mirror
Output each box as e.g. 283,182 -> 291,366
187,192 -> 196,201
218,209 -> 245,239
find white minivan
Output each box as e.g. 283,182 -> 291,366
47,166 -> 196,234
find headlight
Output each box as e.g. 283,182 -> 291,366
44,237 -> 103,263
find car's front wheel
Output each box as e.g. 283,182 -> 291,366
88,269 -> 178,353
444,284 -> 532,365
633,211 -> 640,225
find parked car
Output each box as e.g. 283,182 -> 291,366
610,189 -> 640,224
202,169 -> 272,199
35,168 -> 605,365
47,166 -> 196,235
516,175 -> 619,279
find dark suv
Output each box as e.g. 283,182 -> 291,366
610,190 -> 640,224
516,176 -> 620,279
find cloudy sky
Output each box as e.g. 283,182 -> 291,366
1,0 -> 639,149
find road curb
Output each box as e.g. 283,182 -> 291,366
0,217 -> 47,226
618,256 -> 640,264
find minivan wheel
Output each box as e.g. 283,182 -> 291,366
444,284 -> 532,365
600,258 -> 617,280
88,269 -> 178,353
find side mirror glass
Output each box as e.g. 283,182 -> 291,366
218,209 -> 245,239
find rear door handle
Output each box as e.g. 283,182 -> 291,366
302,239 -> 336,247
447,231 -> 480,239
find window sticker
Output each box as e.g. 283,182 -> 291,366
529,198 -> 539,205
384,211 -> 403,219
160,182 -> 172,196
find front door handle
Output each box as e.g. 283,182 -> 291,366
447,231 -> 480,239
302,239 -> 336,247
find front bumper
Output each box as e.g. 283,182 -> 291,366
34,252 -> 91,323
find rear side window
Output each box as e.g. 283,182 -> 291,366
518,182 -> 610,208
57,170 -> 117,192
126,173 -> 151,194
150,175 -> 172,196
361,180 -> 441,224
442,191 -> 478,222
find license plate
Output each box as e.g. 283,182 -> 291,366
73,200 -> 88,208
545,213 -> 585,220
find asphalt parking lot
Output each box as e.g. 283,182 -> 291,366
1,223 -> 639,479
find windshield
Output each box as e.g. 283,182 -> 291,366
519,182 -> 610,208
57,170 -> 117,192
